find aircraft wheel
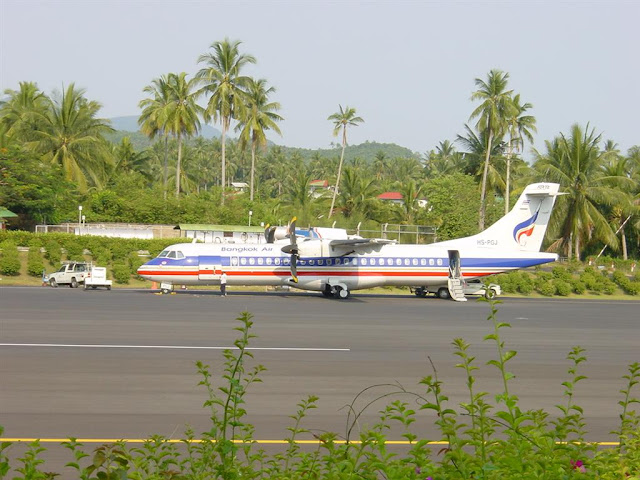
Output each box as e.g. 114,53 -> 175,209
414,288 -> 427,298
335,287 -> 350,299
106,285 -> 111,291
485,288 -> 497,299
437,287 -> 451,300
161,288 -> 171,295
50,278 -> 58,288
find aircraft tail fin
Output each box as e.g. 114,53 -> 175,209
443,183 -> 561,252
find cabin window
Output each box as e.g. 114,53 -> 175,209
309,259 -> 315,266
241,258 -> 247,265
343,258 -> 350,265
318,259 -> 324,266
167,251 -> 177,259
266,257 -> 273,265
378,258 -> 385,266
352,258 -> 358,266
284,258 -> 290,266
249,258 -> 255,265
258,257 -> 264,265
387,258 -> 393,266
158,250 -> 170,258
396,258 -> 402,266
437,258 -> 443,266
175,251 -> 185,259
361,258 -> 367,266
231,257 -> 238,266
412,258 -> 418,266
275,258 -> 281,265
421,259 -> 427,266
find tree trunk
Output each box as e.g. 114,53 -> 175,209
478,129 -> 494,231
329,127 -> 347,219
622,228 -> 628,260
176,132 -> 182,198
575,233 -> 580,262
505,138 -> 512,215
221,119 -> 228,206
163,135 -> 169,200
250,139 -> 256,202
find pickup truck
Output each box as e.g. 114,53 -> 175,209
83,266 -> 112,290
413,279 -> 502,299
48,262 -> 90,288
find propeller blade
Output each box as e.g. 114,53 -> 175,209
264,224 -> 276,243
288,217 -> 299,282
290,254 -> 298,283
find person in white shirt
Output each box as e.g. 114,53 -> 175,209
220,271 -> 227,296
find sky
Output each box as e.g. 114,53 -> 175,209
1,0 -> 639,158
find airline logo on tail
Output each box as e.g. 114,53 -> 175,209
513,210 -> 539,246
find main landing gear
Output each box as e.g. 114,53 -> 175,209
323,284 -> 350,299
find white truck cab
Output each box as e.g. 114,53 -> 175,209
48,262 -> 90,288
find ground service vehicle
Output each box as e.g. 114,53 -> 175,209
83,266 -> 112,290
413,279 -> 501,299
48,262 -> 90,288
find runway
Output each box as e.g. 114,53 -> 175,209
1,287 -> 638,448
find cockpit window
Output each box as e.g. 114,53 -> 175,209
157,250 -> 185,259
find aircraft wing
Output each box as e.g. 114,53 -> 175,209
329,238 -> 396,249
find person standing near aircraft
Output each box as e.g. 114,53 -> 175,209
220,271 -> 227,296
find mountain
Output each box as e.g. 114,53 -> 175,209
278,141 -> 420,162
108,115 -> 222,139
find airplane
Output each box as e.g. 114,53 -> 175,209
137,182 -> 561,300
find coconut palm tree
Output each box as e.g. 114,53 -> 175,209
338,166 -> 378,219
505,94 -> 536,213
469,69 -> 516,230
533,124 -> 631,260
139,75 -> 172,198
0,82 -> 48,141
164,72 -> 202,197
196,38 -> 256,204
27,83 -> 114,191
235,78 -> 283,201
456,124 -> 506,194
327,105 -> 364,218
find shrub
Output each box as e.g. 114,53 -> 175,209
552,266 -> 573,282
538,280 -> 557,296
602,280 -> 617,295
44,240 -> 62,266
111,263 -> 131,284
128,252 -> 145,275
572,280 -> 587,295
26,248 -> 45,277
90,247 -> 113,266
0,243 -> 21,276
553,279 -> 572,296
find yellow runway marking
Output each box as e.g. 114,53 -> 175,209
0,438 -> 620,446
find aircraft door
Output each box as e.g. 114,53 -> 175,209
198,256 -> 222,281
448,250 -> 461,280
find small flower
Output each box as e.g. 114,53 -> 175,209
571,459 -> 586,473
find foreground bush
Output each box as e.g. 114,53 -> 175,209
0,242 -> 21,276
1,306 -> 638,479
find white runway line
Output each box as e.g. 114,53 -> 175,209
0,343 -> 349,352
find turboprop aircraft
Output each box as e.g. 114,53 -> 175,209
137,183 -> 561,300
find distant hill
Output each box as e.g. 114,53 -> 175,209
108,115 -> 222,139
279,141 -> 420,163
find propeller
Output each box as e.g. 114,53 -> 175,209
281,217 -> 299,282
264,224 -> 277,243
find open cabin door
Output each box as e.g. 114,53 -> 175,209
198,256 -> 222,281
447,250 -> 467,302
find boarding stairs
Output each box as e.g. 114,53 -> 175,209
447,278 -> 467,302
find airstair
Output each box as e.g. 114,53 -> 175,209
447,277 -> 467,302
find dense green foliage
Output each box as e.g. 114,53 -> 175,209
1,310 -> 638,478
1,39 -> 638,261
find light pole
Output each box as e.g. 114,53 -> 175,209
78,205 -> 83,233
248,210 -> 253,227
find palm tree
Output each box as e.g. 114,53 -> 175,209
0,82 -> 48,140
456,124 -> 506,193
236,78 -> 283,201
327,105 -> 364,218
533,124 -> 631,260
469,69 -> 516,230
139,75 -> 172,198
196,38 -> 256,204
164,72 -> 202,197
338,166 -> 378,219
505,94 -> 536,213
28,83 -> 114,191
